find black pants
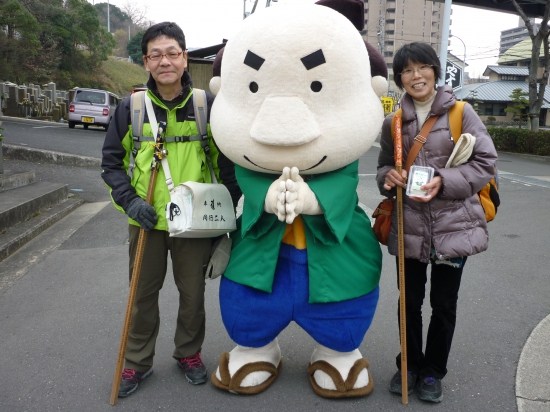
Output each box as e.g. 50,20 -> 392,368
395,256 -> 466,379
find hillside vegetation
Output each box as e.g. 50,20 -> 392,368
100,57 -> 149,97
1,0 -> 149,98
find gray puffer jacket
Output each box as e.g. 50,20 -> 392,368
376,85 -> 498,263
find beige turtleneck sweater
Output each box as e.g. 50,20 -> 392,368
413,90 -> 437,126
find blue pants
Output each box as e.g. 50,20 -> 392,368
220,243 -> 379,352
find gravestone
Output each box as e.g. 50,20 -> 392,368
6,85 -> 18,116
46,82 -> 56,103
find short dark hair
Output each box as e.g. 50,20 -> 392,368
141,22 -> 186,55
393,42 -> 441,89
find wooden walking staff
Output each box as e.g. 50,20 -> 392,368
110,121 -> 167,405
394,114 -> 408,405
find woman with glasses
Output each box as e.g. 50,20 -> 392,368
376,42 -> 497,403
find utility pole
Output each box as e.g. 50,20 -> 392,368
377,12 -> 385,57
450,34 -> 466,101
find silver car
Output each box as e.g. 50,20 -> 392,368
68,88 -> 119,130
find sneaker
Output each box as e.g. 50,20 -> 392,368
389,370 -> 417,395
118,368 -> 153,398
416,376 -> 443,402
177,351 -> 207,385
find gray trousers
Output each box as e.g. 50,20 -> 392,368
125,225 -> 212,372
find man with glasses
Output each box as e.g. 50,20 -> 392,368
101,21 -> 240,398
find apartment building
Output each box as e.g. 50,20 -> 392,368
500,18 -> 539,56
360,0 -> 445,93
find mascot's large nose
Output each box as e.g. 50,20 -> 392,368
250,96 -> 321,146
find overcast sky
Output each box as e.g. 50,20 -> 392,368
90,0 -> 520,77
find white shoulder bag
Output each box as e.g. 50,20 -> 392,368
144,91 -> 236,238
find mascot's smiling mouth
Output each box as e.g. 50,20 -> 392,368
244,155 -> 327,172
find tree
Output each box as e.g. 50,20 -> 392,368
0,0 -> 40,83
94,2 -> 131,33
467,90 -> 483,116
122,1 -> 152,33
113,29 -> 129,58
127,30 -> 145,66
505,88 -> 529,129
510,0 -> 550,131
65,0 -> 115,70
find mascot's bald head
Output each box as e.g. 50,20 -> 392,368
209,0 -> 388,174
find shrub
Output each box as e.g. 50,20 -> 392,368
487,127 -> 550,156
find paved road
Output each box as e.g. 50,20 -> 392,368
1,116 -> 549,411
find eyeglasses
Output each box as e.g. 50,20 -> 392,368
399,64 -> 434,78
145,51 -> 184,62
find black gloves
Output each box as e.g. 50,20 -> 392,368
126,198 -> 158,231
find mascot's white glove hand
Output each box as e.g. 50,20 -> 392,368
264,167 -> 291,222
284,167 -> 322,224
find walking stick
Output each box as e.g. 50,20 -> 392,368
110,122 -> 166,405
394,114 -> 408,405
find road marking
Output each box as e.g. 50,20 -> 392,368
32,125 -> 65,129
499,171 -> 550,189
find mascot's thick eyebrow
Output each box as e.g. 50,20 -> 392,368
301,49 -> 326,70
244,50 -> 265,71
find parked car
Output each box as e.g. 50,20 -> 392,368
68,88 -> 120,130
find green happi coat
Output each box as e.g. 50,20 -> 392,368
224,161 -> 382,303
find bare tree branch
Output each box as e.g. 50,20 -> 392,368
509,0 -> 550,130
122,0 -> 149,28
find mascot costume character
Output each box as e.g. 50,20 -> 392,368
208,0 -> 388,398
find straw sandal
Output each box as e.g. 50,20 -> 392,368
307,357 -> 374,398
211,352 -> 283,395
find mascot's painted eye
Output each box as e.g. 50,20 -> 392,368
249,81 -> 259,93
310,81 -> 322,92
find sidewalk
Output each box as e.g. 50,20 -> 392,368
517,315 -> 550,412
1,144 -> 549,411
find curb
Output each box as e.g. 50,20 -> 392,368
499,151 -> 550,164
0,197 -> 84,262
3,143 -> 101,168
516,314 -> 550,411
